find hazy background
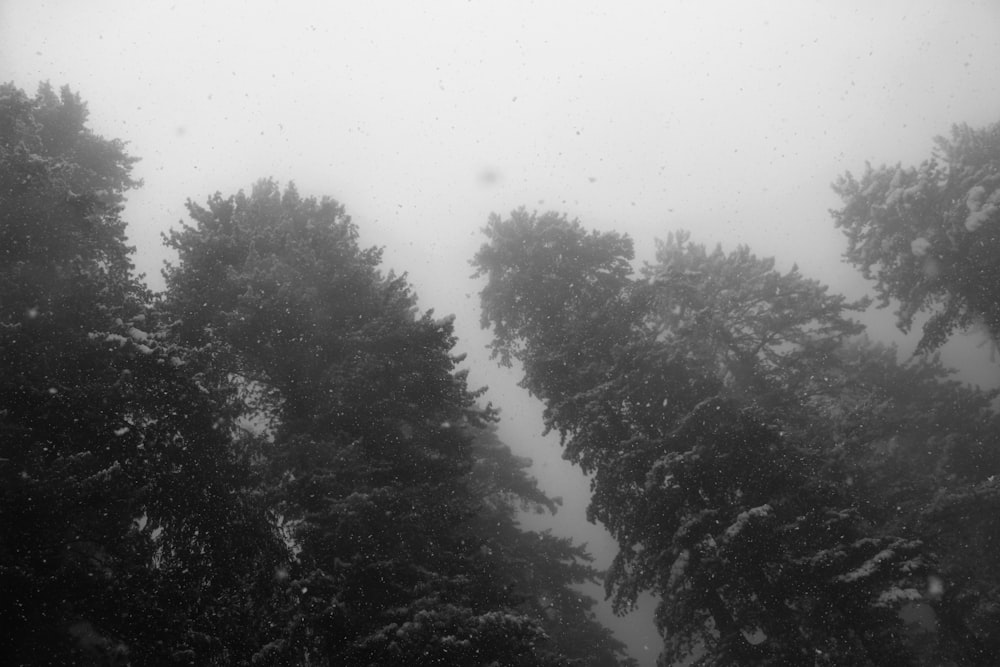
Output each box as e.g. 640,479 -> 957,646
4,1 -> 999,663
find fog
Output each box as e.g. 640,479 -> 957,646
4,1 -> 999,663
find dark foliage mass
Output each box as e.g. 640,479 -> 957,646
1,82 -> 634,666
161,177 -> 634,666
6,79 -> 999,667
1,81 -> 284,665
472,185 -> 1000,664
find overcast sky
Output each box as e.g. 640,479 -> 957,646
4,1 -> 1000,663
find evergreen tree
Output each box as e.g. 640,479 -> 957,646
831,119 -> 1000,355
472,209 -> 936,665
163,180 -> 604,665
0,82 -> 283,665
802,338 -> 1000,665
469,425 -> 638,667
830,118 -> 1000,661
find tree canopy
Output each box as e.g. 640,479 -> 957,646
831,120 -> 1000,355
473,207 -> 1000,665
12,78 -> 997,666
1,82 -> 286,665
3,83 -> 634,667
163,180 -> 635,666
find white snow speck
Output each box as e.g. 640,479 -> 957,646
876,586 -> 921,606
724,504 -> 772,539
837,548 -> 894,582
667,549 -> 690,587
966,204 -> 996,232
910,237 -> 931,257
966,185 -> 986,211
105,333 -> 128,346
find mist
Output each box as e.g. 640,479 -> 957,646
4,2 -> 1000,664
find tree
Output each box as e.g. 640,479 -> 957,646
831,120 -> 1000,354
469,425 -> 639,667
831,120 -> 1000,661
164,180 -> 613,665
802,338 -> 1000,665
639,230 -> 874,444
0,82 -> 284,665
473,209 -> 938,665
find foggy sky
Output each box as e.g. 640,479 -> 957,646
4,2 -> 1000,663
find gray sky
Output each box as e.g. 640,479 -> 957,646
5,1 -> 1000,663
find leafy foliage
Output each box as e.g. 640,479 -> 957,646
831,120 -> 1000,354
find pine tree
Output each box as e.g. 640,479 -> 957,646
801,338 -> 1000,665
472,209 -> 933,665
469,424 -> 638,667
0,82 -> 283,665
164,180 -> 588,665
831,119 -> 1000,355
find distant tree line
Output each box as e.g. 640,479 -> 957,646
472,118 -> 1000,665
0,82 -> 635,666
